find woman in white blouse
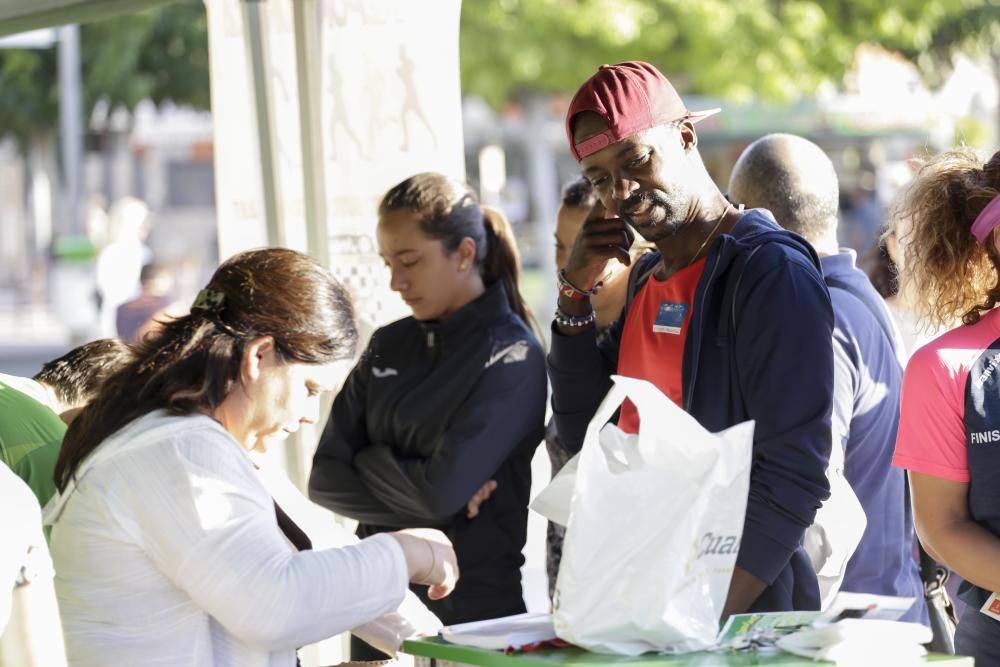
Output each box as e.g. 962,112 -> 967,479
45,248 -> 458,667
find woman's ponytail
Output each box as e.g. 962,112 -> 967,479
481,206 -> 531,325
894,148 -> 1000,329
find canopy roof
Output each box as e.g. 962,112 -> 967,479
0,0 -> 176,38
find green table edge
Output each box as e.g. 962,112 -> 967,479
403,636 -> 973,667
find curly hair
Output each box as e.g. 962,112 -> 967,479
893,148 -> 1000,331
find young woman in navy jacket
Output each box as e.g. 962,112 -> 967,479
309,173 -> 546,656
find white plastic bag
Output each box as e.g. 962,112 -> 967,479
530,452 -> 579,528
802,448 -> 866,609
551,375 -> 753,655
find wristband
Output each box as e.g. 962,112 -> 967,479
555,305 -> 596,328
557,269 -> 602,300
417,539 -> 437,585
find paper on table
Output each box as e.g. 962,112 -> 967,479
439,612 -> 556,651
716,610 -> 821,646
776,619 -> 931,664
818,591 -> 916,623
717,592 -> 917,650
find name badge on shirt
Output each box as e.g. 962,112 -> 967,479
653,301 -> 689,335
981,593 -> 1000,621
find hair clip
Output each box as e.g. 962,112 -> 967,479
191,288 -> 226,314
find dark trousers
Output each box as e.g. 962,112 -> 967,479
349,634 -> 393,662
955,605 -> 1000,664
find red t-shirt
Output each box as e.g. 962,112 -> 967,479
616,258 -> 705,433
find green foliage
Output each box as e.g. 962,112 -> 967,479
954,115 -> 990,148
460,0 -> 1000,106
0,0 -> 993,145
0,1 -> 208,148
0,45 -> 59,147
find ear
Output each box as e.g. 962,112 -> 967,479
242,336 -> 276,383
679,121 -> 698,151
456,237 -> 477,270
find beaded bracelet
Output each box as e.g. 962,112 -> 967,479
554,306 -> 596,328
557,269 -> 602,301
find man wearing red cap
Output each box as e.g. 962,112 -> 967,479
548,61 -> 835,616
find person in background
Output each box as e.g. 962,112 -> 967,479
550,61 -> 833,616
0,339 -> 133,506
310,173 -> 546,656
884,224 -> 951,358
728,133 -> 926,622
46,248 -> 458,667
554,176 -> 647,332
839,176 -> 883,254
0,465 -> 66,666
94,196 -> 152,337
545,175 -> 648,598
116,263 -> 176,343
893,148 -> 1000,664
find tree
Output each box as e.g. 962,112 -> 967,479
900,2 -> 1000,142
0,1 -> 209,150
459,0 -> 999,106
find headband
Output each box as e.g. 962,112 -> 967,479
971,195 -> 1000,244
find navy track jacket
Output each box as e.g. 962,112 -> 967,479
548,209 -> 834,612
309,282 -> 546,624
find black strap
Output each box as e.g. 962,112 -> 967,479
623,254 -> 660,315
724,245 -> 764,334
274,499 -> 311,667
274,499 -> 313,551
917,540 -> 942,583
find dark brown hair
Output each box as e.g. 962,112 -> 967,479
893,148 -> 1000,329
54,248 -> 357,491
378,172 -> 531,324
34,338 -> 134,409
561,176 -> 598,211
859,239 -> 898,300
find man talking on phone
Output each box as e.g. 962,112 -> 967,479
548,61 -> 835,616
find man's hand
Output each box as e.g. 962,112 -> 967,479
562,200 -> 635,294
720,566 -> 768,621
466,480 -> 497,518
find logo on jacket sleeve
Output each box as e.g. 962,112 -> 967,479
372,367 -> 399,378
485,340 -> 531,368
970,430 -> 1000,445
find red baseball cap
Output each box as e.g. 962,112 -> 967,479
566,61 -> 720,161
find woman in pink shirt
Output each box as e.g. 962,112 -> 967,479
893,148 -> 1000,663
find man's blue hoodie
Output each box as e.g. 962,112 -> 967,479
548,208 -> 834,612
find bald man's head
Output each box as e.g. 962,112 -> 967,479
728,134 -> 840,246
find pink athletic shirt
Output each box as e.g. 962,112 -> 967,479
894,307 -> 1000,482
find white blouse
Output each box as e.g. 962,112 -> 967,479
44,411 -> 409,667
